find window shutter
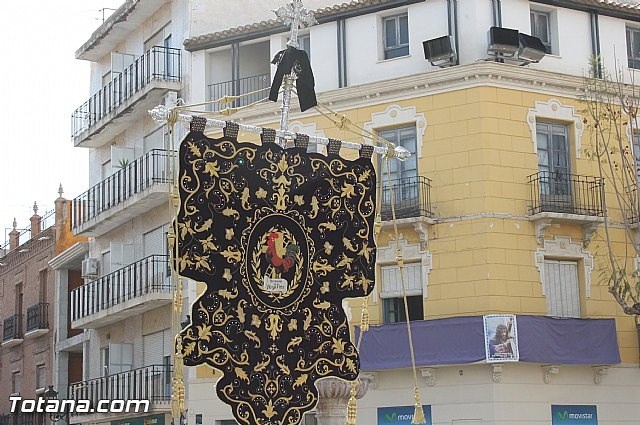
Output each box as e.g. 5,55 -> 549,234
144,329 -> 171,366
545,259 -> 580,318
144,226 -> 167,257
380,263 -> 422,298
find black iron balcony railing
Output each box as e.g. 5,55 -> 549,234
72,46 -> 182,138
0,414 -> 40,425
380,175 -> 434,220
208,73 -> 271,112
71,149 -> 172,231
3,314 -> 23,342
71,255 -> 170,322
528,171 -> 604,216
26,303 -> 48,332
68,364 -> 172,414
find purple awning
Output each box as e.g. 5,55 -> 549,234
358,315 -> 621,370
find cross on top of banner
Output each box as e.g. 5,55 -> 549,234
274,0 -> 317,49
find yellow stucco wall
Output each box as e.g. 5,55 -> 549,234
195,85 -> 639,368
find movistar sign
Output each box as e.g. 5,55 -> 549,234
551,405 -> 598,425
377,405 -> 432,425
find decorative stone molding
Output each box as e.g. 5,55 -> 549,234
534,218 -> 553,245
363,105 -> 426,158
529,213 -> 602,248
420,367 -> 437,386
527,99 -> 584,158
413,222 -> 429,250
491,364 -> 503,383
534,236 -> 594,297
542,364 -> 560,384
592,365 -> 610,384
376,237 -> 432,302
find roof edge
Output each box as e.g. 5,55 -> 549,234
75,0 -> 140,60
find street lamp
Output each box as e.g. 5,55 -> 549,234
43,386 -> 69,423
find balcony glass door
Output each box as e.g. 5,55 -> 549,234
537,122 -> 571,211
378,126 -> 418,218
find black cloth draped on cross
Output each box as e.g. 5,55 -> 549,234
175,117 -> 377,425
269,46 -> 317,112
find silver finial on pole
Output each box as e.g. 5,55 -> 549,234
273,0 -> 317,145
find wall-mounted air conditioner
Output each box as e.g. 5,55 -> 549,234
81,258 -> 99,278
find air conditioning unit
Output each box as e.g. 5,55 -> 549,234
81,258 -> 99,278
163,91 -> 178,108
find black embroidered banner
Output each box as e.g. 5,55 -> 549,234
176,119 -> 376,425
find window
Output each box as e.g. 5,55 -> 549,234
383,14 -> 409,59
298,35 -> 311,59
102,343 -> 134,376
36,364 -> 46,390
545,259 -> 580,318
11,371 -> 21,394
378,126 -> 418,215
380,263 -> 424,323
144,126 -> 165,153
383,296 -> 423,323
39,269 -> 47,303
536,121 -> 570,198
627,27 -> 640,69
530,10 -> 552,54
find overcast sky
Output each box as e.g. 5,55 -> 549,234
0,1 -> 123,244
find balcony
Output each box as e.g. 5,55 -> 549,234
2,314 -> 23,347
25,303 -> 49,338
380,176 -> 435,231
71,46 -> 182,148
71,255 -> 171,329
68,364 -> 172,417
0,414 -> 42,425
528,171 -> 604,246
208,73 -> 271,112
71,149 -> 172,237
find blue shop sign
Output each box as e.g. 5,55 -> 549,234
552,405 -> 598,425
377,405 -> 432,425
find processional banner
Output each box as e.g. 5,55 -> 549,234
176,117 -> 377,425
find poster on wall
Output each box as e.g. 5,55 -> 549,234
483,314 -> 519,362
551,405 -> 598,425
377,406 -> 432,425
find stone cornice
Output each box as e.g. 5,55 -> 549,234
49,242 -> 89,270
222,62 -> 594,127
0,227 -> 55,274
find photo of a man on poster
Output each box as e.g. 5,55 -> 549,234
484,315 -> 519,362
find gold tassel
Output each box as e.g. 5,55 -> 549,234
172,336 -> 186,418
219,95 -> 239,105
345,381 -> 358,425
173,277 -> 183,313
219,107 -> 238,116
360,298 -> 369,332
411,387 -> 426,425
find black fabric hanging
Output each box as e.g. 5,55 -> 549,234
269,46 -> 317,112
176,120 -> 376,425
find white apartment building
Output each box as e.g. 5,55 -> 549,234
59,0 -> 640,425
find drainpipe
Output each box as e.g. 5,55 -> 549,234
492,0 -> 502,27
447,0 -> 460,65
